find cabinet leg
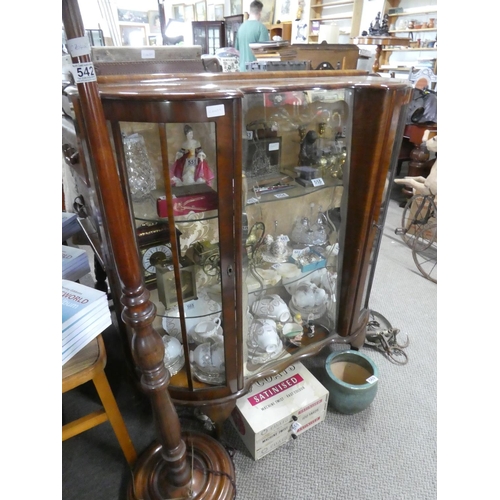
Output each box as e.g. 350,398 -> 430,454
201,401 -> 237,439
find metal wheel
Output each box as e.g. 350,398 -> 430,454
386,347 -> 409,365
412,222 -> 437,283
398,194 -> 437,248
203,253 -> 221,278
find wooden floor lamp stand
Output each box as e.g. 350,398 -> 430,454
62,2 -> 236,498
128,433 -> 235,499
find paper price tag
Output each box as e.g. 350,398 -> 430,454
141,49 -> 155,59
274,192 -> 289,199
206,104 -> 225,117
71,62 -> 97,83
66,36 -> 91,57
291,421 -> 302,432
366,375 -> 378,384
268,142 -> 280,151
247,131 -> 253,140
311,177 -> 325,187
292,248 -> 306,258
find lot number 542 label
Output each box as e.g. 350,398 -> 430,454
72,62 -> 97,83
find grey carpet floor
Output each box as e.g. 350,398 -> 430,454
62,182 -> 437,499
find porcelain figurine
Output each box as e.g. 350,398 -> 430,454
298,130 -> 322,166
171,124 -> 215,187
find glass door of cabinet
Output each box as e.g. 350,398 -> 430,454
102,97 -> 239,399
240,87 -> 352,378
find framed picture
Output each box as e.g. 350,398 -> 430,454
117,9 -> 148,23
229,0 -> 241,15
172,4 -> 185,20
196,1 -> 207,21
120,25 -> 147,46
291,20 -> 307,44
274,0 -> 296,23
148,10 -> 161,33
259,0 -> 275,25
214,4 -> 224,20
243,137 -> 282,179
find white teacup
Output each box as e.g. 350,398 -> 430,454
161,335 -> 184,376
250,294 -> 291,323
248,318 -> 280,353
162,335 -> 182,361
192,318 -> 222,344
190,342 -> 225,374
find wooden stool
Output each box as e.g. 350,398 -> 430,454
62,334 -> 137,466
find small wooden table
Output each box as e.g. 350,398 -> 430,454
352,36 -> 410,73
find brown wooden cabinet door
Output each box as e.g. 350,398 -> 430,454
192,21 -> 225,54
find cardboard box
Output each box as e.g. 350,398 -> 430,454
229,362 -> 329,460
290,247 -> 327,272
157,184 -> 218,217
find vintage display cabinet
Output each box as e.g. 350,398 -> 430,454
68,71 -> 411,428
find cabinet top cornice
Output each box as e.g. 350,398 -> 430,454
86,72 -> 412,100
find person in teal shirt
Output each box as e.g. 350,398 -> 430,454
235,0 -> 270,72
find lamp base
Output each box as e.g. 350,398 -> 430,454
127,431 -> 236,500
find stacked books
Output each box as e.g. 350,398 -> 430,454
62,212 -> 81,242
249,41 -> 298,61
62,280 -> 111,365
62,245 -> 91,282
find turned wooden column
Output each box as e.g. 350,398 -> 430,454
62,2 -> 235,499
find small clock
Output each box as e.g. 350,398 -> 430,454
136,222 -> 180,286
141,244 -> 173,280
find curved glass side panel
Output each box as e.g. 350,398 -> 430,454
110,119 -> 225,389
241,88 -> 352,378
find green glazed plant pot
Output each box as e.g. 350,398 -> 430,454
323,350 -> 379,414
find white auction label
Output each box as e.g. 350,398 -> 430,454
71,62 -> 97,83
206,104 -> 225,118
366,375 -> 378,384
246,197 -> 259,205
274,192 -> 289,199
141,49 -> 155,59
268,142 -> 280,151
66,36 -> 91,57
311,177 -> 325,187
292,248 -> 306,258
291,421 -> 302,432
